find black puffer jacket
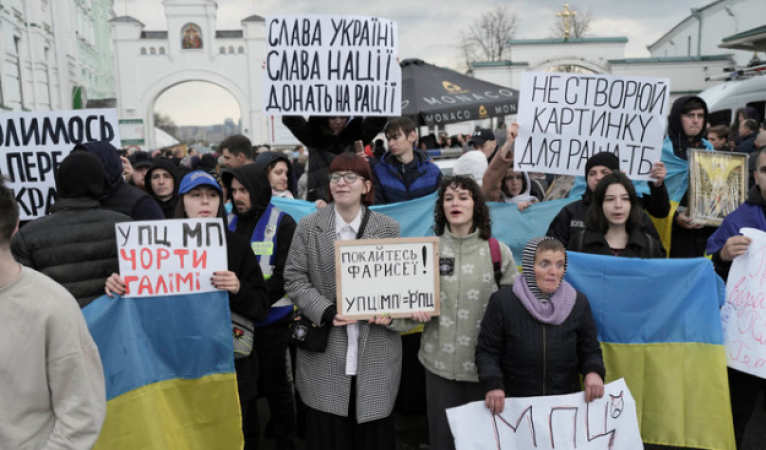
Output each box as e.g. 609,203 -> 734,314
76,141 -> 164,220
476,288 -> 605,398
568,228 -> 664,258
282,116 -> 385,201
10,197 -> 130,308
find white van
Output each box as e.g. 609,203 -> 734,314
698,74 -> 766,126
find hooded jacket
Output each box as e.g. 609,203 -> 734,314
75,141 -> 164,220
282,115 -> 386,201
372,149 -> 442,204
666,95 -> 710,161
144,158 -> 181,218
11,152 -> 131,307
254,151 -> 296,198
222,164 -> 297,322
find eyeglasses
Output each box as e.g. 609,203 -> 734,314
330,172 -> 364,184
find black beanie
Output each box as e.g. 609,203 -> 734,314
56,151 -> 105,199
584,152 -> 620,177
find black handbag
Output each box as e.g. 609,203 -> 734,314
290,208 -> 371,352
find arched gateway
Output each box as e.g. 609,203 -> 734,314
110,0 -> 267,149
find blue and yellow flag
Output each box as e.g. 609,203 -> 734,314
565,251 -> 734,450
82,291 -> 243,450
272,194 -> 576,259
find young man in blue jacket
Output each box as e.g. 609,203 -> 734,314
373,118 -> 442,205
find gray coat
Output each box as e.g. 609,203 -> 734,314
284,204 -> 401,423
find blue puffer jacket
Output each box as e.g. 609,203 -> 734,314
372,149 -> 442,204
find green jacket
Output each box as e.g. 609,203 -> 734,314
418,229 -> 517,382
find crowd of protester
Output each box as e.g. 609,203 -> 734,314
3,97 -> 766,450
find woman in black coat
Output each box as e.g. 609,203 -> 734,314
568,172 -> 664,258
476,237 -> 605,414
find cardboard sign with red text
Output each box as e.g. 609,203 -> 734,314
723,227 -> 766,378
115,218 -> 228,297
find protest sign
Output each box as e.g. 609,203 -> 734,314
447,378 -> 643,450
0,108 -> 121,220
263,14 -> 401,116
515,72 -> 669,180
723,227 -> 766,378
115,218 -> 228,298
335,237 -> 439,319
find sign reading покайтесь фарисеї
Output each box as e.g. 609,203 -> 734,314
263,14 -> 401,116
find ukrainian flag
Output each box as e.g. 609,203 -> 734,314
82,291 -> 243,450
565,251 -> 734,450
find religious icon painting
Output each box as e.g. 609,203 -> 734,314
688,149 -> 748,226
181,23 -> 203,49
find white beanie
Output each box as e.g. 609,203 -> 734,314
451,151 -> 488,186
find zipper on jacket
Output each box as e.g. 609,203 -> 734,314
542,325 -> 547,396
452,236 -> 462,378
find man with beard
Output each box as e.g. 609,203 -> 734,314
222,165 -> 297,450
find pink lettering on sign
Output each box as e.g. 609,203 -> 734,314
729,340 -> 766,369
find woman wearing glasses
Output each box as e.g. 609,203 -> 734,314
284,153 -> 405,450
410,175 -> 518,450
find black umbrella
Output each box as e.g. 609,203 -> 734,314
400,58 -> 519,126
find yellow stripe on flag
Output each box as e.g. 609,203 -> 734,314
602,342 -> 734,450
94,373 -> 243,450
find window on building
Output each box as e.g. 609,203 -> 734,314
159,47 -> 165,55
150,47 -> 156,55
687,36 -> 691,56
228,46 -> 234,54
141,47 -> 147,55
14,36 -> 24,108
44,47 -> 53,109
220,46 -> 225,54
238,46 -> 244,54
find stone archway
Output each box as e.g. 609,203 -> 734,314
143,70 -> 249,148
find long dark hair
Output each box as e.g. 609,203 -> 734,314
585,172 -> 643,233
433,175 -> 492,240
500,169 -> 527,199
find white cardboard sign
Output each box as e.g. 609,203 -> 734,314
263,14 -> 401,116
514,72 -> 669,180
115,218 -> 228,298
0,108 -> 121,220
722,227 -> 766,377
335,237 -> 439,319
447,378 -> 643,450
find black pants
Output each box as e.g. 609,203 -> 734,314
245,323 -> 295,450
305,377 -> 395,450
729,367 -> 766,448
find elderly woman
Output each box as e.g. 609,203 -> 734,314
568,172 -> 664,258
284,153 -> 403,450
476,236 -> 605,414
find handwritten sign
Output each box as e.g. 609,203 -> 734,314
723,227 -> 766,377
0,108 -> 121,220
263,14 -> 401,116
115,218 -> 228,298
447,378 -> 642,450
335,237 -> 439,319
515,72 -> 669,180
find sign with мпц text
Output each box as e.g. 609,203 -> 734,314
115,218 -> 228,298
0,108 -> 121,220
447,378 -> 643,450
263,14 -> 401,116
515,72 -> 669,180
723,227 -> 766,378
335,237 -> 439,319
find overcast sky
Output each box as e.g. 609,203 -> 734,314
123,0 -> 709,126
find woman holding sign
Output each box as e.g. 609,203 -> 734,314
104,170 -> 269,450
410,175 -> 518,450
567,172 -> 664,258
284,152 -> 405,450
476,236 -> 605,412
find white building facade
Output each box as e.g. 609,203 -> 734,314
0,0 -> 116,112
110,0 -> 268,149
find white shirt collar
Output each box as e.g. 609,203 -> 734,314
334,206 -> 364,238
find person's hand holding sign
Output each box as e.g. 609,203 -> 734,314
212,270 -> 240,294
650,161 -> 667,187
720,235 -> 752,261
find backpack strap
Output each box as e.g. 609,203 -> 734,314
488,237 -> 502,288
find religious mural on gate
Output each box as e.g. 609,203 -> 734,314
181,23 -> 202,49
